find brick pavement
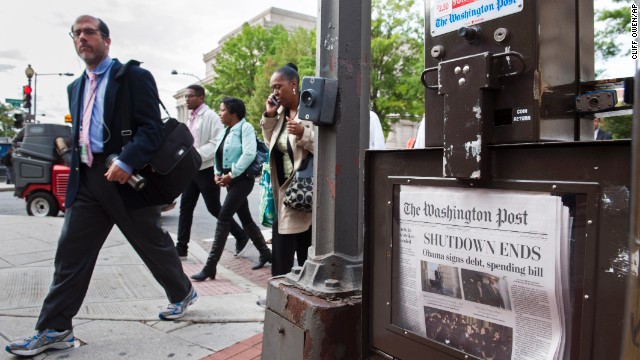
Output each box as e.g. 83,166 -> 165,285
202,333 -> 263,360
197,246 -> 270,359
194,239 -> 273,289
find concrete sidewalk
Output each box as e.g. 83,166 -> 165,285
0,182 -> 13,193
0,215 -> 270,359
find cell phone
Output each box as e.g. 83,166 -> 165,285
270,97 -> 278,106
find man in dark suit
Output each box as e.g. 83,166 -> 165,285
594,117 -> 613,140
466,279 -> 484,303
481,276 -> 505,309
6,15 -> 196,357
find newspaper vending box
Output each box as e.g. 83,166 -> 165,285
364,1 -> 633,359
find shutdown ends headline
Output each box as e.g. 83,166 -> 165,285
401,201 -> 544,277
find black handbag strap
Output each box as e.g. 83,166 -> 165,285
281,120 -> 312,172
159,100 -> 172,118
298,152 -> 313,172
119,60 -> 170,146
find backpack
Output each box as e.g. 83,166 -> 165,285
242,122 -> 268,178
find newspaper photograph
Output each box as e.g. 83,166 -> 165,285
392,185 -> 569,360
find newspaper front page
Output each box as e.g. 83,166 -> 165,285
392,186 -> 567,360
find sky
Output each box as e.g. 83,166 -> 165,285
0,0 -> 318,123
0,0 -> 635,124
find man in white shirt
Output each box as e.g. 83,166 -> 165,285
369,110 -> 386,150
175,85 -> 248,257
413,116 -> 426,148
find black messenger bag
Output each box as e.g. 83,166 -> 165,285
118,62 -> 201,205
137,116 -> 202,205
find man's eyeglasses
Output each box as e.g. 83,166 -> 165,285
69,28 -> 103,39
184,94 -> 199,99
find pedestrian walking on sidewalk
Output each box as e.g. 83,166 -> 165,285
191,97 -> 272,281
2,147 -> 14,185
175,84 -> 249,259
5,15 -> 196,358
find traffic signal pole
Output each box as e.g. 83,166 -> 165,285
24,64 -> 34,120
33,74 -> 37,122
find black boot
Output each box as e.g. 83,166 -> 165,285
229,221 -> 249,256
245,223 -> 272,270
234,236 -> 249,256
191,222 -> 230,281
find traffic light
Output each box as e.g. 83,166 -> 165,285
13,114 -> 24,129
22,85 -> 32,110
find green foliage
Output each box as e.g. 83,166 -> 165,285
250,27 -> 316,127
595,0 -> 632,60
0,104 -> 17,139
370,0 -> 425,132
601,114 -> 632,139
205,0 -> 425,135
205,24 -> 315,131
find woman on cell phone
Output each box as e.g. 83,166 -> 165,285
260,63 -> 314,276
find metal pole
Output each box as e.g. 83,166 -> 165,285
33,74 -> 37,122
261,2 -> 369,358
285,0 -> 370,296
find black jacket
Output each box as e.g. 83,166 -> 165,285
596,128 -> 613,140
66,59 -> 164,208
1,151 -> 11,167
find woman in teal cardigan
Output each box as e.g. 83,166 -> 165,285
191,97 -> 272,281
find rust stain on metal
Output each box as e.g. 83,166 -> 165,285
326,177 -> 336,198
318,298 -> 362,360
304,332 -> 313,359
285,292 -> 310,325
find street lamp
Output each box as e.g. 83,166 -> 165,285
32,70 -> 75,122
171,69 -> 203,84
24,65 -> 35,116
25,65 -> 35,80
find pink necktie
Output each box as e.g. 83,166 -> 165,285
188,111 -> 199,148
81,72 -> 97,166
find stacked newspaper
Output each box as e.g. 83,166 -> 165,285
392,186 -> 571,360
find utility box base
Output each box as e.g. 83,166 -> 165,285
262,277 -> 362,360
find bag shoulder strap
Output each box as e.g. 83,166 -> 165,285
119,61 -> 137,145
239,121 -> 264,150
119,60 -> 170,146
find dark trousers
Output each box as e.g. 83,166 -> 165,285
35,164 -> 191,331
271,216 -> 312,276
5,166 -> 12,184
177,167 -> 246,249
218,176 -> 256,228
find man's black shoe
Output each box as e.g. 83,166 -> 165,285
256,298 -> 267,308
175,246 -> 188,258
